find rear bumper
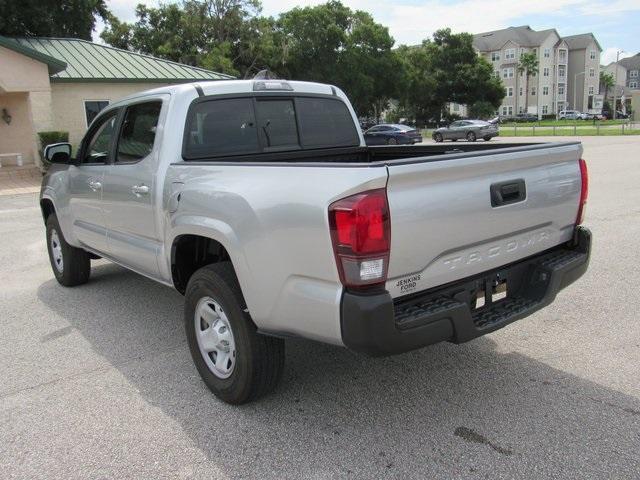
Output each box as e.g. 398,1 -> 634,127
340,227 -> 591,356
481,130 -> 499,138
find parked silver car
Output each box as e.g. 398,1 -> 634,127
432,120 -> 499,142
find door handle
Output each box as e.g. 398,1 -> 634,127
490,179 -> 526,207
88,179 -> 102,191
131,184 -> 150,196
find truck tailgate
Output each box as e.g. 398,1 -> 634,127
385,142 -> 583,298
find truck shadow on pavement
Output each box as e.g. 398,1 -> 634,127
37,263 -> 640,479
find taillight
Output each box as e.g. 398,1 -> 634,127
328,189 -> 391,290
576,158 -> 589,225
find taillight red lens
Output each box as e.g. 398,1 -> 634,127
329,189 -> 391,289
576,158 -> 588,225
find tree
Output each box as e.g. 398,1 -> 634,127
100,0 -> 277,78
469,100 -> 498,120
600,71 -> 615,106
276,1 -> 401,116
396,29 -> 504,125
0,0 -> 109,40
517,52 -> 539,114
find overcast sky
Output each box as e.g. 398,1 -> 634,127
100,0 -> 640,64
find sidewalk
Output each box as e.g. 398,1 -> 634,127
0,165 -> 42,196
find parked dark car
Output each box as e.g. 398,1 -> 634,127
602,110 -> 629,119
363,124 -> 423,145
432,120 -> 499,142
500,113 -> 538,123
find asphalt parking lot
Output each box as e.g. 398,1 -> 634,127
1,136 -> 639,479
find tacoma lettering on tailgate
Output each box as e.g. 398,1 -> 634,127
442,231 -> 551,271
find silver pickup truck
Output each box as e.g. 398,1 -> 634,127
40,79 -> 591,404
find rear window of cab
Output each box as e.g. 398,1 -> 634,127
183,95 -> 360,159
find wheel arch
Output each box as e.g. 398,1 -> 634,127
40,197 -> 56,224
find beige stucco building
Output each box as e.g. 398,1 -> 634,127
0,36 -> 231,168
466,26 -> 602,118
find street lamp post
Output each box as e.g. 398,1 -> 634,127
613,50 -> 624,120
573,71 -> 585,110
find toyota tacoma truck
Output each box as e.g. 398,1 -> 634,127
40,79 -> 591,404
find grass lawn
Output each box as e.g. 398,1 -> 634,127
498,127 -> 640,137
501,119 -> 630,127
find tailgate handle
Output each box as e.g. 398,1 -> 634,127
491,179 -> 526,207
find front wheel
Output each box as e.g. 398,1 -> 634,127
466,131 -> 477,142
185,263 -> 285,404
433,133 -> 443,143
46,214 -> 91,286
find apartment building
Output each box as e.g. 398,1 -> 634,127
609,54 -> 640,91
564,33 -> 603,112
470,26 -> 601,117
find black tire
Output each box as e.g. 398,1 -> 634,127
46,214 -> 91,287
386,137 -> 398,145
434,133 -> 443,143
185,262 -> 285,404
466,131 -> 477,142
483,136 -> 492,141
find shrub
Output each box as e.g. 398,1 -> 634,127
468,101 -> 497,120
38,131 -> 69,171
541,114 -> 557,120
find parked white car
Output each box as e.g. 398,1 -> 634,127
558,110 -> 582,120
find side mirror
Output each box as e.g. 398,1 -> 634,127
44,143 -> 72,164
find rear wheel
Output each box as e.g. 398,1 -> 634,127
386,137 -> 398,145
46,214 -> 91,286
433,133 -> 443,143
466,131 -> 477,142
185,262 -> 285,404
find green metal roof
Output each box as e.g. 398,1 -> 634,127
7,37 -> 234,83
0,36 -> 67,75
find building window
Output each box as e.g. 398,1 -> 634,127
558,65 -> 566,78
519,48 -> 525,57
491,52 -> 500,62
543,67 -> 550,77
590,50 -> 596,60
544,48 -> 550,58
589,68 -> 595,77
588,86 -> 595,95
558,84 -> 565,95
507,87 -> 514,97
505,48 -> 516,60
630,70 -> 638,78
630,81 -> 638,89
453,103 -> 460,112
559,50 -> 567,63
494,70 -> 500,79
502,106 -> 508,116
502,67 -> 514,78
542,105 -> 548,114
519,87 -> 523,96
533,48 -> 538,55
84,100 -> 110,127
543,86 -> 549,95
531,86 -> 537,96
